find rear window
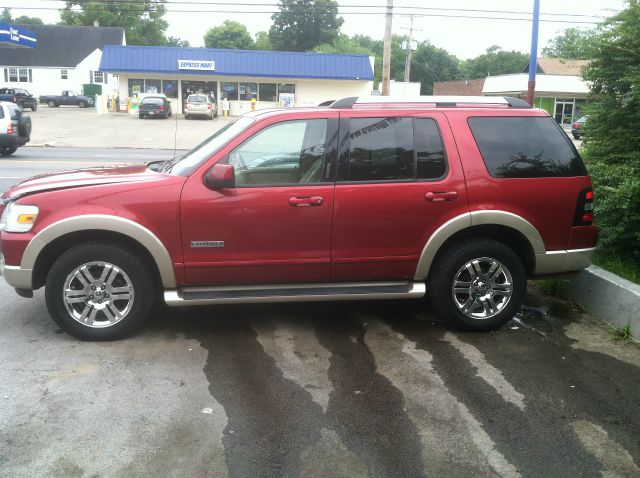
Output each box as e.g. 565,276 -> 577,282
142,97 -> 164,105
7,103 -> 20,120
468,116 -> 587,178
0,107 -> 4,119
188,95 -> 207,103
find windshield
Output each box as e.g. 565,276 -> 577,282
169,116 -> 255,176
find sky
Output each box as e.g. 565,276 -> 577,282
3,0 -> 627,59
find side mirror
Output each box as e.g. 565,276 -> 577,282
205,163 -> 235,190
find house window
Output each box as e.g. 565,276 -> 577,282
5,68 -> 31,83
93,71 -> 104,84
61,69 -> 68,80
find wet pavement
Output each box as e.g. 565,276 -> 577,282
1,281 -> 639,478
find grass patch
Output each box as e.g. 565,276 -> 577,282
592,251 -> 640,285
610,323 -> 634,343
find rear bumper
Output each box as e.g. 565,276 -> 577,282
0,133 -> 28,147
533,247 -> 596,275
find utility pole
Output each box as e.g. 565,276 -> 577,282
401,15 -> 422,83
527,0 -> 541,106
382,0 -> 393,96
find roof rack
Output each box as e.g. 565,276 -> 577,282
329,96 -> 531,109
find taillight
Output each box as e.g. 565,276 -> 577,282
574,188 -> 594,226
7,123 -> 13,135
12,96 -> 16,103
159,105 -> 165,110
208,104 -> 212,109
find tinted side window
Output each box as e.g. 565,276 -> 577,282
347,117 -> 414,181
415,118 -> 447,179
0,107 -> 4,120
468,117 -> 587,178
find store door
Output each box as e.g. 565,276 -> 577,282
554,99 -> 574,125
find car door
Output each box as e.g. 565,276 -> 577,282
331,111 -> 468,281
180,112 -> 339,285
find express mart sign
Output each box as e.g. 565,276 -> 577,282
178,60 -> 215,71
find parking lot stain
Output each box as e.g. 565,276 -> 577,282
181,306 -> 325,478
312,309 -> 426,478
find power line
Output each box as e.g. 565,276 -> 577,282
1,5 -> 604,23
29,0 -> 616,19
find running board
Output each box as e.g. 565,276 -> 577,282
164,281 -> 425,306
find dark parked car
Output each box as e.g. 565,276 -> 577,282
139,96 -> 172,119
39,91 -> 93,108
0,88 -> 37,111
571,115 -> 589,139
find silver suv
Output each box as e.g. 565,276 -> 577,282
184,94 -> 217,120
0,101 -> 31,156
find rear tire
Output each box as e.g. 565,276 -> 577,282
47,100 -> 56,107
31,103 -> 37,111
45,242 -> 155,341
0,146 -> 17,156
428,239 -> 526,331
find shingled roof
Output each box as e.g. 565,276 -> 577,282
524,58 -> 590,76
0,25 -> 125,67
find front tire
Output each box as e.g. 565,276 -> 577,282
45,242 -> 155,340
428,239 -> 526,331
31,103 -> 37,111
78,101 -> 87,108
47,100 -> 56,107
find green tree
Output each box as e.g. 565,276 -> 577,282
542,27 -> 596,59
204,20 -> 254,49
461,46 -> 528,79
0,8 -> 44,24
60,1 -> 168,46
582,0 -> 640,264
313,34 -> 373,55
269,0 -> 343,52
166,36 -> 190,47
410,42 -> 461,94
254,31 -> 272,50
14,16 -> 45,25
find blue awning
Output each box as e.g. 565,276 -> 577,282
100,45 -> 374,81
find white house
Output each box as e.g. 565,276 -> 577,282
0,25 -> 125,98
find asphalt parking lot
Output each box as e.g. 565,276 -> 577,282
1,279 -> 639,477
26,106 -> 230,150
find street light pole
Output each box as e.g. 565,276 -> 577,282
527,0 -> 541,106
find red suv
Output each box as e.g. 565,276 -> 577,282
0,96 -> 597,340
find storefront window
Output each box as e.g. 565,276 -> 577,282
128,78 -> 144,96
163,80 -> 178,98
259,83 -> 277,102
145,79 -> 162,94
278,84 -> 295,96
239,82 -> 258,101
222,82 -> 238,100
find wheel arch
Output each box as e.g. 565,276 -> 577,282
414,210 -> 545,280
23,215 -> 177,290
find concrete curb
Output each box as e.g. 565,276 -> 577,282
567,265 -> 640,341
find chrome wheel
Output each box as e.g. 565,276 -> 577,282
63,261 -> 135,328
451,257 -> 513,320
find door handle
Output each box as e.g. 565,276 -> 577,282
288,196 -> 324,207
425,191 -> 458,202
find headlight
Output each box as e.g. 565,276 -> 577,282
0,203 -> 39,233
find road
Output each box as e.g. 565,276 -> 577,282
0,146 -> 183,194
1,147 -> 640,477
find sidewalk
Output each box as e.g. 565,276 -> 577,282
27,107 -> 231,150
